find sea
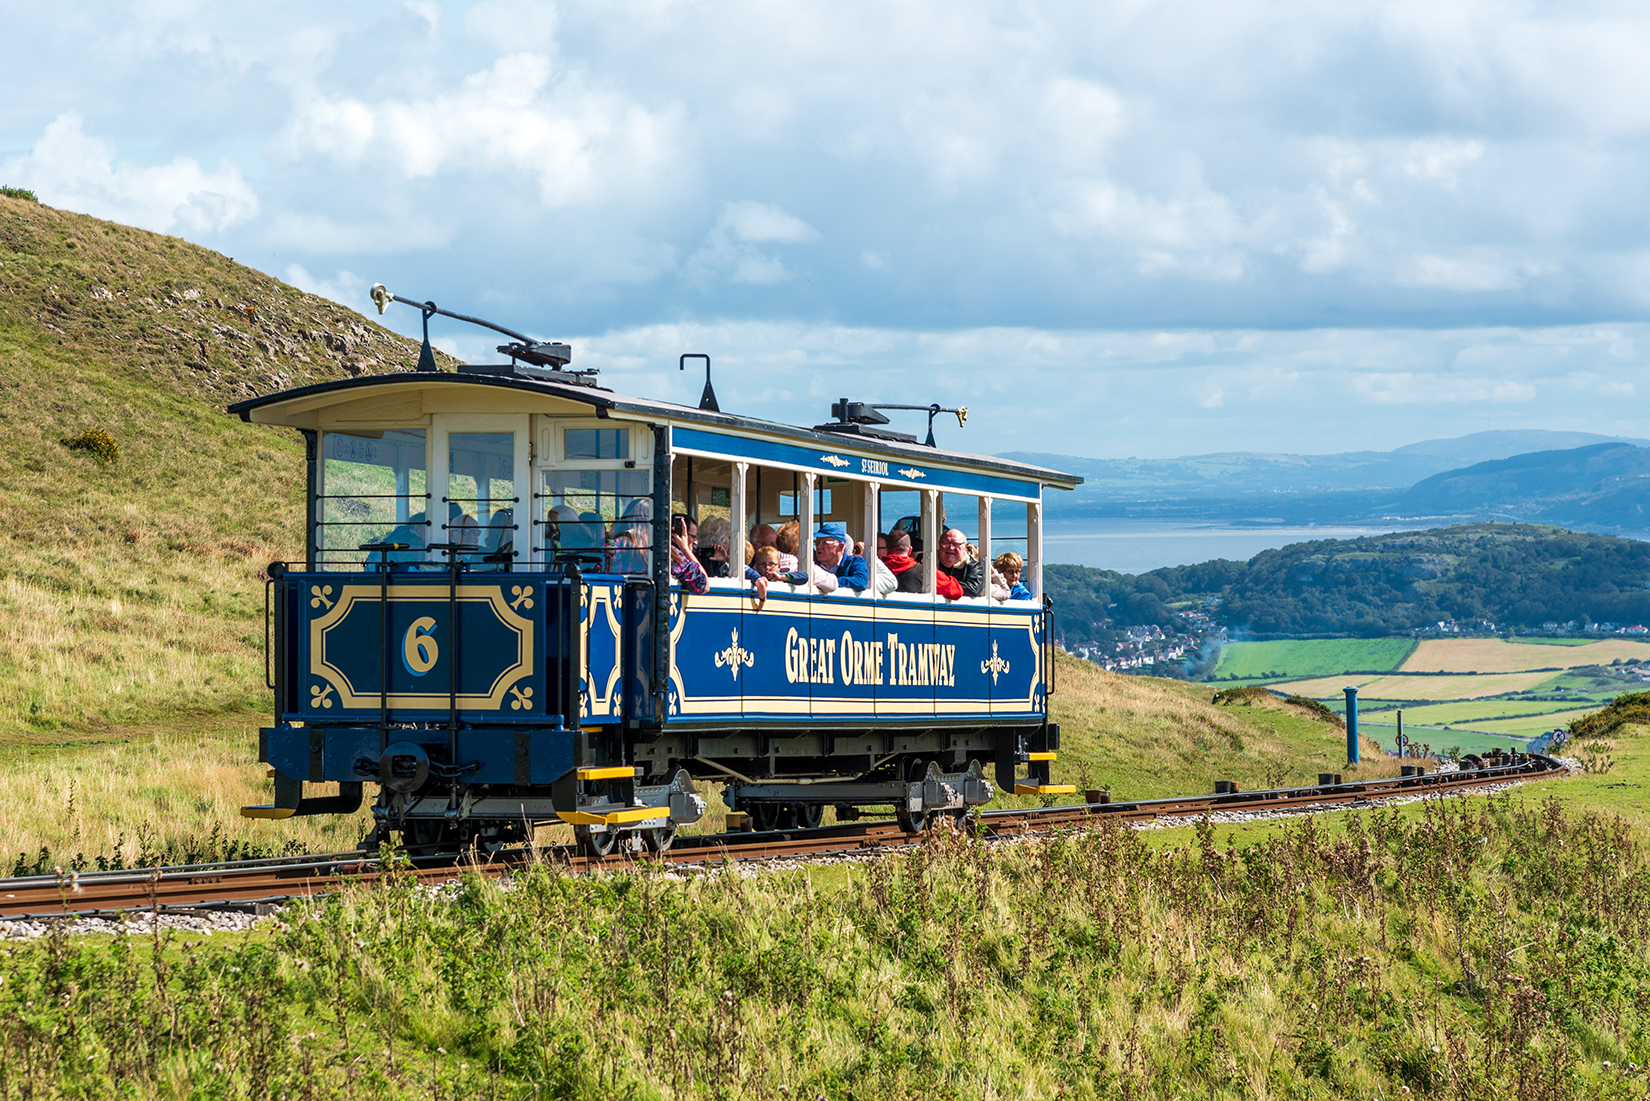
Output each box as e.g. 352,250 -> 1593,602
1040,518 -> 1431,576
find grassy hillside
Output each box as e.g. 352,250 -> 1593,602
0,194 -> 454,737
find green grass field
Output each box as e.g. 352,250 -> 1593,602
1361,698 -> 1594,725
1208,637 -> 1415,681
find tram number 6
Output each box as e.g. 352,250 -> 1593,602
402,616 -> 439,676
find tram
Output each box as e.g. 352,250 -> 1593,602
236,290 -> 1082,855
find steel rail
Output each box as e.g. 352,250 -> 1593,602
0,754 -> 1566,921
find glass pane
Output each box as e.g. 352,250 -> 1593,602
564,427 -> 630,461
543,468 -> 651,571
447,433 -> 516,552
319,430 -> 428,567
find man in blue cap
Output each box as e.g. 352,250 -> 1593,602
813,521 -> 869,591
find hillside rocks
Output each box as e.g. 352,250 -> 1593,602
0,194 -> 457,407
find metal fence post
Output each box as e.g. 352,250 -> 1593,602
1344,685 -> 1359,765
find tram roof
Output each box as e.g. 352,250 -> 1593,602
228,370 -> 1084,491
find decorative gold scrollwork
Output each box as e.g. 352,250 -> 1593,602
713,630 -> 755,679
980,640 -> 1011,685
309,584 -> 335,610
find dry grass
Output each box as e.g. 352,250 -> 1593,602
1403,636 -> 1650,673
0,713 -> 370,870
1277,670 -> 1556,701
0,194 -> 451,737
1046,655 -> 1408,801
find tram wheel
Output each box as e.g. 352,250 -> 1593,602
575,825 -> 619,860
896,758 -> 929,834
896,805 -> 928,834
750,803 -> 780,832
642,826 -> 677,854
402,820 -> 458,857
795,803 -> 824,830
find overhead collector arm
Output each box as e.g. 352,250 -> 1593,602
370,283 -> 572,371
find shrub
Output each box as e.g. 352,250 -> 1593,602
1211,685 -> 1272,706
66,427 -> 120,464
0,185 -> 38,202
1283,694 -> 1346,728
1569,690 -> 1650,739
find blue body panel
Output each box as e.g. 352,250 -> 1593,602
666,582 -> 1046,726
265,569 -> 1044,786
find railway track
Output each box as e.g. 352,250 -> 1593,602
0,752 -> 1565,921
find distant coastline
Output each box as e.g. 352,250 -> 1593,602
1042,517 -> 1433,575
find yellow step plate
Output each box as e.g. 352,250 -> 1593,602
577,765 -> 638,781
1014,784 -> 1077,795
557,806 -> 667,826
1027,752 -> 1057,761
240,805 -> 297,820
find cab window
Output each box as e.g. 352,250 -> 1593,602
317,429 -> 428,568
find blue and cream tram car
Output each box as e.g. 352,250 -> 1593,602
235,305 -> 1082,856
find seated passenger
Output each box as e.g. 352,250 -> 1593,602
375,511 -> 429,567
993,551 -> 1034,601
870,533 -> 899,594
750,523 -> 778,551
751,545 -> 784,583
447,502 -> 480,547
935,528 -> 983,599
696,514 -> 734,577
813,522 -> 868,592
881,530 -> 923,592
483,508 -> 514,559
610,499 -> 651,574
668,516 -> 708,595
774,520 -> 801,572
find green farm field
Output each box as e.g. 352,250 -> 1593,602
1354,722 -> 1533,754
1361,698 -> 1590,726
1208,637 -> 1415,680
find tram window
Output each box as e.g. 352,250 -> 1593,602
542,468 -> 651,570
778,488 -> 830,517
446,433 -> 516,550
318,429 -> 428,567
564,427 -> 629,461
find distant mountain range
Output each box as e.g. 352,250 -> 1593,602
1006,431 -> 1650,534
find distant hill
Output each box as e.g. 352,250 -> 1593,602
1401,443 -> 1650,532
1005,430 -> 1650,504
1046,522 -> 1650,641
0,193 -> 450,735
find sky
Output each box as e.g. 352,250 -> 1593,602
4,0 -> 1650,460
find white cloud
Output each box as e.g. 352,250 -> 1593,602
684,201 -> 820,286
280,52 -> 690,212
719,200 -> 819,244
1397,254 -> 1527,292
1351,373 -> 1539,405
1,113 -> 257,235
283,264 -> 370,310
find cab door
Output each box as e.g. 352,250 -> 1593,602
431,415 -> 530,556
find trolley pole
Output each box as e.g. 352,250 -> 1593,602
1344,686 -> 1360,765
